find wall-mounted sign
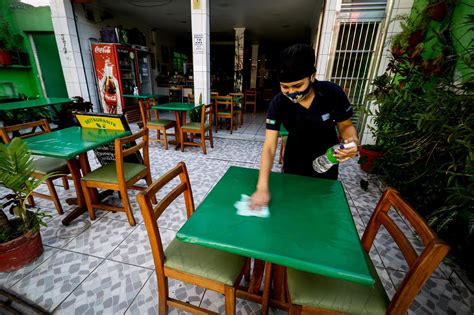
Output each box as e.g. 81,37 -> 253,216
193,34 -> 205,53
192,0 -> 201,10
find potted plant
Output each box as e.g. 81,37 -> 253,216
0,137 -> 54,272
0,21 -> 12,65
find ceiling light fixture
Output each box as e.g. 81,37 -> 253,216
128,0 -> 173,8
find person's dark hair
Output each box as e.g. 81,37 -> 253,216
278,44 -> 316,83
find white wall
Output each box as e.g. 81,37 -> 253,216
360,0 -> 414,145
71,3 -> 177,111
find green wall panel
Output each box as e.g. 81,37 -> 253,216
31,33 -> 67,97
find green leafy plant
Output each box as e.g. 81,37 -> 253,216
366,3 -> 473,277
0,138 -> 54,243
188,92 -> 203,122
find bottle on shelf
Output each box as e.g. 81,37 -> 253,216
312,141 -> 357,173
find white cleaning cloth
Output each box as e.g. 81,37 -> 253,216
234,194 -> 270,218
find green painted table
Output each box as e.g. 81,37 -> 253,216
0,97 -> 75,111
177,166 -> 373,284
152,102 -> 203,148
123,94 -> 168,99
24,127 -> 130,225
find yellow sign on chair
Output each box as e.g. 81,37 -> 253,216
75,114 -> 125,131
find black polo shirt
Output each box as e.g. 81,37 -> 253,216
266,80 -> 353,179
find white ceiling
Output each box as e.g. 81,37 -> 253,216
97,0 -> 321,45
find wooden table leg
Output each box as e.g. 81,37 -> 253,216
173,111 -> 182,149
248,259 -> 266,294
262,262 -> 273,315
271,265 -> 287,303
61,153 -> 102,226
62,157 -> 85,226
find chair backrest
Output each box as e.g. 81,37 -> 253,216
138,99 -> 160,128
361,188 -> 450,314
245,90 -> 256,103
201,103 -> 213,127
0,119 -> 51,144
114,128 -> 150,181
187,93 -> 194,104
216,96 -> 234,115
137,162 -> 195,269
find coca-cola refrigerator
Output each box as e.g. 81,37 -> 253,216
92,43 -> 140,114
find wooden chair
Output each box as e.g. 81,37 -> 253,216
187,93 -> 194,103
180,104 -> 214,154
244,89 -> 257,113
287,188 -> 450,315
81,128 -> 155,226
230,93 -> 244,126
138,98 -> 176,150
278,126 -> 288,165
137,162 -> 247,315
215,96 -> 239,134
0,119 -> 70,215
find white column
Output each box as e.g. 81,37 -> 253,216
315,0 -> 342,80
49,0 -> 89,100
233,27 -> 245,92
250,44 -> 259,89
191,0 -> 211,105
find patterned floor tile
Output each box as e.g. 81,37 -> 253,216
0,245 -> 58,288
54,259 -> 151,314
125,273 -> 205,315
386,269 -> 472,314
10,250 -> 101,311
63,217 -> 135,258
108,224 -> 176,269
40,211 -> 94,248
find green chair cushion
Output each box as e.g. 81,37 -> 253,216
33,157 -> 70,175
164,238 -> 246,286
148,119 -> 175,127
287,255 -> 389,315
181,122 -> 210,130
82,162 -> 147,184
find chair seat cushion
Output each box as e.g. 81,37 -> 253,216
287,255 -> 389,314
82,162 -> 147,184
181,122 -> 210,130
164,238 -> 246,286
148,119 -> 175,127
33,157 -> 70,175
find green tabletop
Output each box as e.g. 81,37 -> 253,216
23,126 -> 130,160
177,166 -> 374,286
0,97 -> 75,111
123,94 -> 167,99
152,102 -> 202,111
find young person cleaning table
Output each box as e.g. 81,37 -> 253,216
250,44 -> 359,209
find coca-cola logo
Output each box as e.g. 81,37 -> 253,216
95,46 -> 111,54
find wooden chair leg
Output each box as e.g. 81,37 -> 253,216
81,181 -> 96,221
224,286 -> 236,315
201,132 -> 207,154
62,176 -> 69,190
261,262 -> 273,315
46,178 -> 64,215
209,128 -> 214,148
230,117 -> 233,134
156,130 -> 161,140
180,130 -> 185,152
120,188 -> 136,226
27,195 -> 36,207
158,276 -> 169,315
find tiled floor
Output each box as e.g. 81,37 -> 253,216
1,111 -> 472,314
